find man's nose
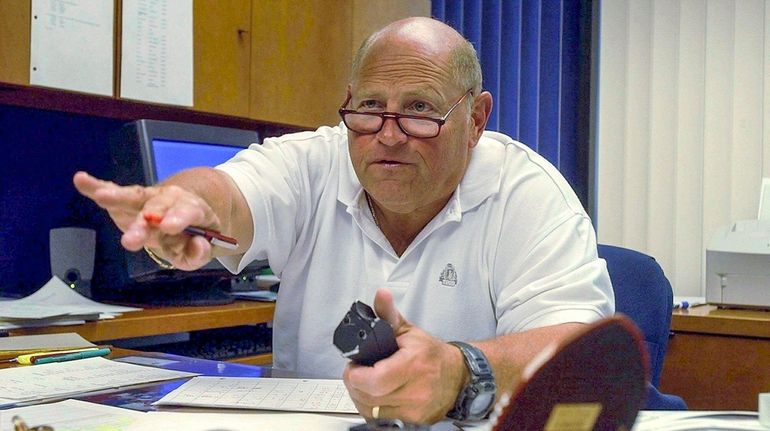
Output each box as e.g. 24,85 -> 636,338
376,117 -> 408,146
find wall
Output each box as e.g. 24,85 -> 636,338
351,0 -> 431,57
595,0 -> 770,296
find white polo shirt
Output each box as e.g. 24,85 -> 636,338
217,124 -> 614,377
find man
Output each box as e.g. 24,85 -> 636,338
74,17 -> 613,425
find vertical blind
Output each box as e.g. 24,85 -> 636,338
596,0 -> 770,296
432,0 -> 593,207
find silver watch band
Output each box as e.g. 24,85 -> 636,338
447,341 -> 496,420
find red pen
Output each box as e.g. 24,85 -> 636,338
143,213 -> 239,250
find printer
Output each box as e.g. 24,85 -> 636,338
706,219 -> 770,308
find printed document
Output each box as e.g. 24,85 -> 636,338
120,0 -> 193,106
0,357 -> 196,406
155,376 -> 357,414
0,399 -> 144,431
30,0 -> 114,95
127,411 -> 363,431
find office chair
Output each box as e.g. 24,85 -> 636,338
597,244 -> 687,410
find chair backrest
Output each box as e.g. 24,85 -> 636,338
597,244 -> 673,387
597,245 -> 687,409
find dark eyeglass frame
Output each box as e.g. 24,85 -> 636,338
338,89 -> 473,139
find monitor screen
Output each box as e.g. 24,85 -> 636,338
152,140 -> 243,182
92,119 -> 266,306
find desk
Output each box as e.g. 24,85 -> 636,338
6,301 -> 275,365
660,305 -> 770,410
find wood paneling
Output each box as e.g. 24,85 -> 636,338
193,0 -> 251,117
249,1 -> 353,128
0,0 -> 31,85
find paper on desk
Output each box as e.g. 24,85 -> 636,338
0,333 -> 95,357
127,410 -> 363,431
631,410 -> 765,431
0,317 -> 95,331
0,399 -> 145,431
155,376 -> 358,414
0,277 -> 141,330
0,356 -> 197,406
1,276 -> 141,315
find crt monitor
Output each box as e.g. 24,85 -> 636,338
93,119 -> 265,306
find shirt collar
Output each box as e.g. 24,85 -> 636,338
338,131 -> 505,217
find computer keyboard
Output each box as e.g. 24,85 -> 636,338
150,324 -> 272,361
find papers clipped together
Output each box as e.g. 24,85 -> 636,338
0,276 -> 141,330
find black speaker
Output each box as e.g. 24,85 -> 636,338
49,227 -> 96,297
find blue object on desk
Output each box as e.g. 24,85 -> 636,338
673,300 -> 690,310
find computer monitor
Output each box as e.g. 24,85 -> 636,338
92,119 -> 266,306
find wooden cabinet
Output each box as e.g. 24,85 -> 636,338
249,0 -> 430,128
249,1 -> 352,128
0,0 -> 429,127
193,0 -> 252,118
660,306 -> 770,410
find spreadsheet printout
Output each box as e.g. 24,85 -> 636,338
154,376 -> 358,414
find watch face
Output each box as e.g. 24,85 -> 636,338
470,391 -> 495,415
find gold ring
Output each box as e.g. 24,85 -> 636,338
372,405 -> 380,419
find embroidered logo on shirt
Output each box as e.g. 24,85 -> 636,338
439,263 -> 458,287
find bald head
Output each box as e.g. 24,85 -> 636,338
351,17 -> 482,96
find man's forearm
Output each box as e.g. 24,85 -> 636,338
473,322 -> 585,398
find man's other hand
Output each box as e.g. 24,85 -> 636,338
342,288 -> 468,424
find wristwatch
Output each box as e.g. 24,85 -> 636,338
446,341 -> 497,421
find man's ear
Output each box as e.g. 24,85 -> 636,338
469,91 -> 493,148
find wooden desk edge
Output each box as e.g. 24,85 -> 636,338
671,305 -> 770,339
8,301 -> 276,341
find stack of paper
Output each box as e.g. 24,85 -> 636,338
0,357 -> 197,407
0,277 -> 141,330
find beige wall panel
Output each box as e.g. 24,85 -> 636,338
701,0 -> 734,267
730,0 -> 764,219
765,1 -> 770,179
674,0 -> 706,298
350,0 -> 430,57
647,0 -> 679,270
596,0 -> 629,241
621,0 -> 652,250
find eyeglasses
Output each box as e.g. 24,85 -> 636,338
338,90 -> 473,139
